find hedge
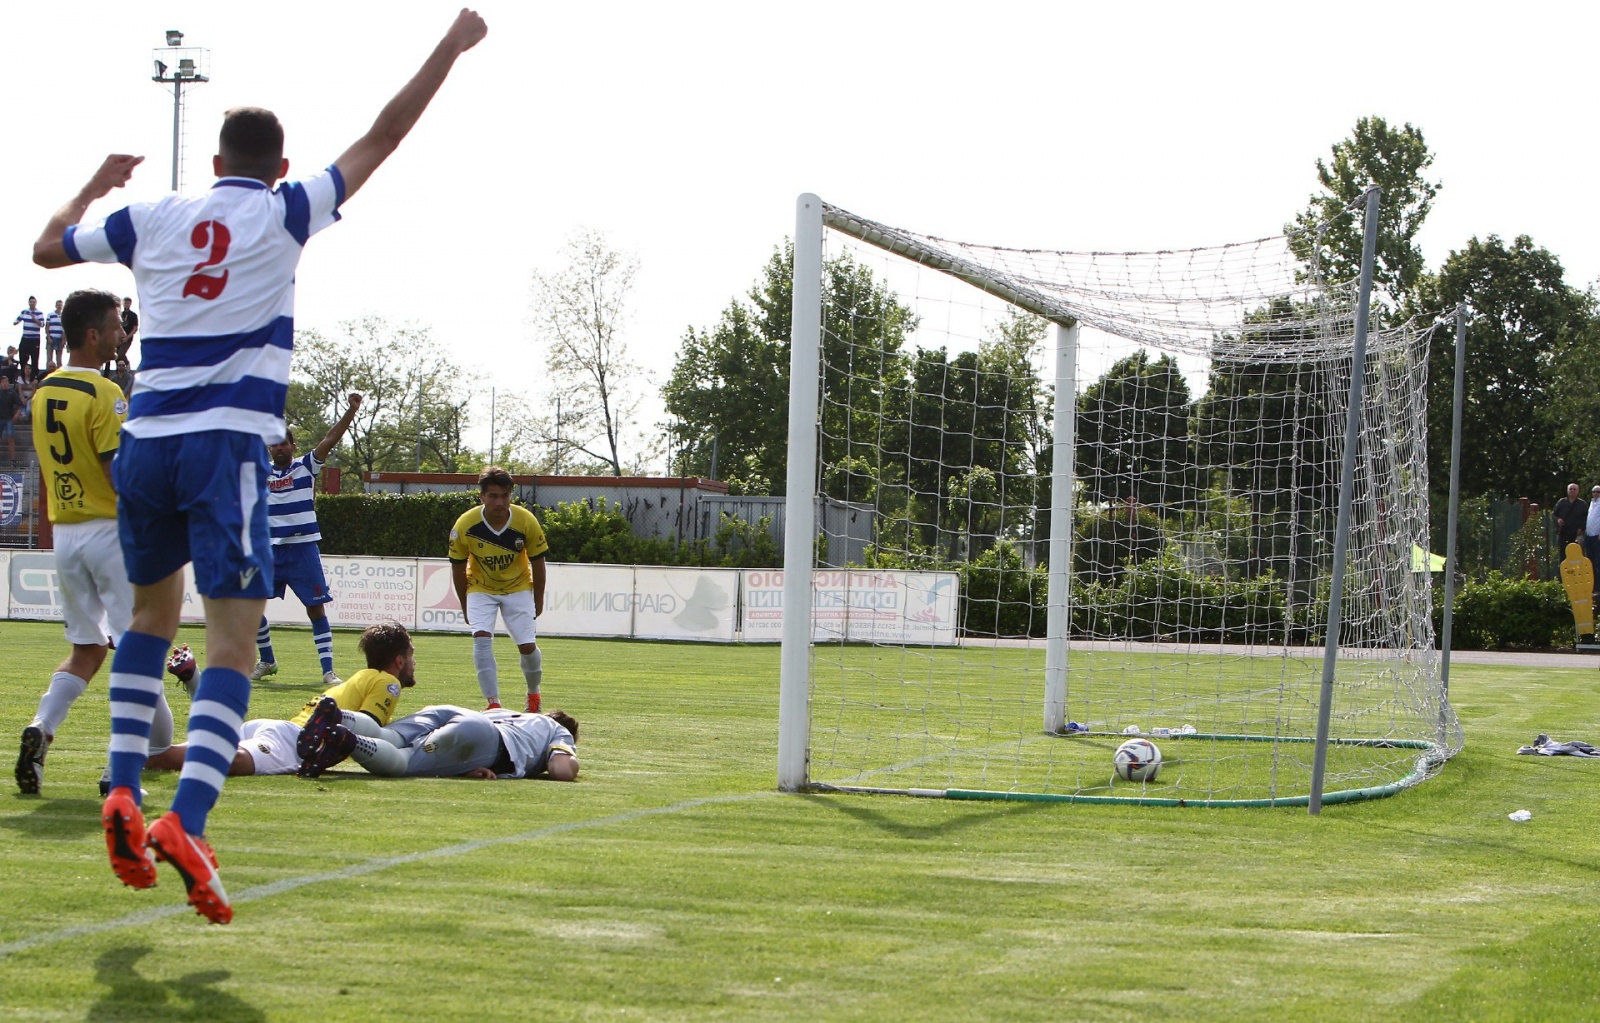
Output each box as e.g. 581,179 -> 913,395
315,492 -> 782,568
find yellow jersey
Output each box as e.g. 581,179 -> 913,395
288,668 -> 404,727
448,504 -> 548,595
30,368 -> 126,523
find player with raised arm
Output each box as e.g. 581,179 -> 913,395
32,9 -> 488,924
253,392 -> 364,685
449,466 -> 550,713
304,703 -> 578,781
14,289 -> 178,795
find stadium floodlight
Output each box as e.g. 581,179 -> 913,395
150,30 -> 210,192
776,191 -> 1463,809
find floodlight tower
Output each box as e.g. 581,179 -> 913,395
151,29 -> 210,193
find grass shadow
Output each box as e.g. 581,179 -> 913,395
0,796 -> 103,839
798,792 -> 1050,839
89,946 -> 266,1022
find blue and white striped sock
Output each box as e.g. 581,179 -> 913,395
107,631 -> 169,805
312,616 -> 334,675
169,667 -> 251,835
256,616 -> 275,665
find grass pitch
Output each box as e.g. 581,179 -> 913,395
2,621 -> 1599,1021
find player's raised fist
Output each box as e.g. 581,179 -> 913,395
347,393 -> 364,412
91,155 -> 144,196
447,9 -> 488,52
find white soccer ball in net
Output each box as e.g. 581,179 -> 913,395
1113,738 -> 1162,782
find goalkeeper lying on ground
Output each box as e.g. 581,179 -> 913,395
148,622 -> 417,777
298,702 -> 578,781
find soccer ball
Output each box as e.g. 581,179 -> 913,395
1113,738 -> 1162,782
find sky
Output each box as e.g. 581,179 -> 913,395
4,1 -> 1596,466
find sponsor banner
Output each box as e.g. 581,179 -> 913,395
541,564 -> 637,638
416,560 -> 472,633
8,551 -> 63,621
263,556 -> 419,628
630,567 -> 738,642
740,569 -> 960,645
0,550 -> 9,616
0,472 -> 25,528
318,557 -> 418,627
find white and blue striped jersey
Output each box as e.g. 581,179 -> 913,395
45,311 -> 64,344
15,309 -> 44,340
485,710 -> 576,779
267,450 -> 323,545
62,168 -> 345,441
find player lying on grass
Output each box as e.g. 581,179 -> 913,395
299,703 -> 578,781
150,622 -> 416,777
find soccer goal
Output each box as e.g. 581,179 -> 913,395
776,192 -> 1463,808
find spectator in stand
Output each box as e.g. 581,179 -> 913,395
108,357 -> 134,398
44,300 -> 65,370
116,297 -> 138,369
1584,486 -> 1600,597
1554,483 -> 1587,554
0,375 -> 21,460
14,296 -> 45,376
16,368 -> 37,423
1,346 -> 17,385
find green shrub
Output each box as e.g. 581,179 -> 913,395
958,539 -> 1048,638
1437,572 -> 1571,650
315,491 -> 480,557
1074,507 -> 1164,583
320,493 -> 785,568
541,497 -> 645,564
1091,548 -> 1287,643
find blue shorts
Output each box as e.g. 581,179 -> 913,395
272,540 -> 332,606
113,430 -> 274,599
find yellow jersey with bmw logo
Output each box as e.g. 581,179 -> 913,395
448,504 -> 548,595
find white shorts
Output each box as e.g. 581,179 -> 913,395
54,518 -> 134,646
466,589 -> 539,646
238,719 -> 302,776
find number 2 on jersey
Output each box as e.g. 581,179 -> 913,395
182,220 -> 231,300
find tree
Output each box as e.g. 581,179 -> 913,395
662,295 -> 786,492
1549,314 -> 1600,489
1193,299 -> 1339,583
1075,349 -> 1193,512
529,229 -> 647,476
1419,234 -> 1590,502
662,242 -> 915,498
292,317 -> 475,476
1289,116 -> 1440,307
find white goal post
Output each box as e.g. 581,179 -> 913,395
778,192 -> 1462,808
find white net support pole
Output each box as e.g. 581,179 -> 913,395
1439,303 -> 1467,697
1309,185 -> 1381,815
1042,321 -> 1078,734
778,193 -> 826,792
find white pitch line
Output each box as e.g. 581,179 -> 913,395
0,790 -> 776,961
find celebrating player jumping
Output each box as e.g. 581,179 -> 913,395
32,8 -> 488,924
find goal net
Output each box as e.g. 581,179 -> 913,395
777,194 -> 1463,807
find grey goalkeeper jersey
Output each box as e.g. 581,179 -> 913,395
484,709 -> 575,779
